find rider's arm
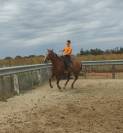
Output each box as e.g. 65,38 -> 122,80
66,47 -> 72,55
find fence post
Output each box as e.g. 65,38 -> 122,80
13,74 -> 20,95
37,70 -> 41,85
112,65 -> 115,79
84,66 -> 87,79
0,76 -> 4,89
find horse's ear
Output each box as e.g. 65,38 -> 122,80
47,49 -> 50,52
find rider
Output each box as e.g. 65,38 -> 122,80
63,40 -> 73,70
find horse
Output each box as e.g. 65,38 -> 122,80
44,49 -> 82,90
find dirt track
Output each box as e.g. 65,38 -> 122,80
0,79 -> 123,133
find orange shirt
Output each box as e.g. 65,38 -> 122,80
63,46 -> 72,55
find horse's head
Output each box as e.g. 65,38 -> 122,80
44,49 -> 57,62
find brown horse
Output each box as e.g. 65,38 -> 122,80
45,49 -> 82,90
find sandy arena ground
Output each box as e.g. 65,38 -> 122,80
0,79 -> 123,133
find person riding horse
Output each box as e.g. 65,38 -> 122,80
45,49 -> 82,89
63,40 -> 73,70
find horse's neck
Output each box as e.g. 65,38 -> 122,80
50,57 -> 62,66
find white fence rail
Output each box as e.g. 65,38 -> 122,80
0,64 -> 52,76
81,60 -> 123,65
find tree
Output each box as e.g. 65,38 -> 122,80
80,48 -> 84,55
4,57 -> 13,60
15,56 -> 22,59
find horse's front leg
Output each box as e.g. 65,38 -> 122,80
56,76 -> 62,90
64,72 -> 71,89
49,74 -> 54,88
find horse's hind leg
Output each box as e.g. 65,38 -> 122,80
49,78 -> 53,88
71,74 -> 78,89
64,72 -> 70,89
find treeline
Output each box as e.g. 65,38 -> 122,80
80,47 -> 123,55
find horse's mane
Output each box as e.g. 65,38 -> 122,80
53,52 -> 63,61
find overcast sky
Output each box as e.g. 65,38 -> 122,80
0,0 -> 123,58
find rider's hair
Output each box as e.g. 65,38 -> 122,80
67,40 -> 71,43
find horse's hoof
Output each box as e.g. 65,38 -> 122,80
58,86 -> 62,90
71,86 -> 74,89
50,86 -> 53,88
58,87 -> 61,90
